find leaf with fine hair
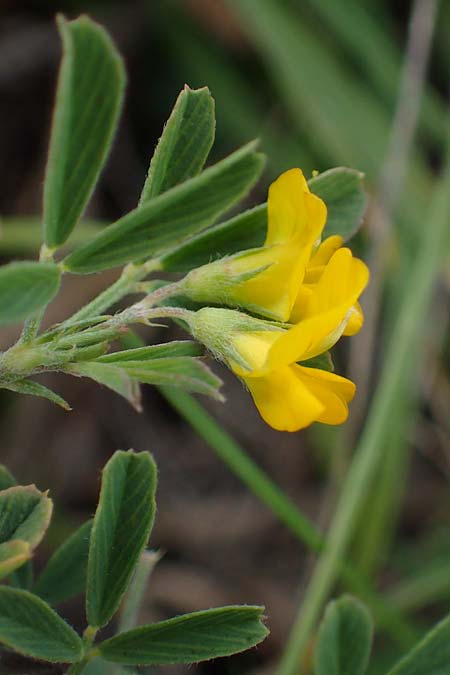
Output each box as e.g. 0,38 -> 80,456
0,541 -> 32,581
0,262 -> 60,325
0,465 -> 17,491
99,605 -> 268,665
0,587 -> 82,663
4,379 -> 71,411
140,85 -> 215,202
33,520 -> 93,605
43,15 -> 125,248
68,361 -> 142,411
314,595 -> 373,675
160,167 -> 366,273
97,340 -> 204,362
63,141 -> 265,273
0,485 -> 53,551
86,450 -> 157,628
386,611 -> 450,675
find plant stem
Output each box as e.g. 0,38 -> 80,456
63,258 -> 162,326
19,244 -> 55,343
276,112 -> 450,675
160,387 -> 418,648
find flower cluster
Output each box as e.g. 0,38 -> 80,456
184,169 -> 369,432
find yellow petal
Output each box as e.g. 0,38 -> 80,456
231,330 -> 281,375
343,302 -> 364,336
268,248 -> 369,367
242,365 -> 325,432
295,366 -> 355,424
266,168 -> 327,247
308,235 -> 343,268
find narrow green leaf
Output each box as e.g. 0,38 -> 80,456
0,485 -> 53,550
0,465 -> 17,491
33,520 -> 93,605
387,612 -> 450,675
301,352 -> 334,373
160,167 -> 365,273
120,358 -> 224,400
5,379 -> 72,411
43,15 -> 125,247
67,361 -> 142,411
0,587 -> 82,662
99,605 -> 268,665
97,340 -> 203,363
63,141 -> 265,273
314,595 -> 373,675
86,450 -> 157,628
0,541 -> 32,580
0,262 -> 60,325
309,167 -> 367,240
140,85 -> 215,202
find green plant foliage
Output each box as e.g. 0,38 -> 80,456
97,340 -> 204,362
98,606 -> 268,665
387,612 -> 450,675
140,85 -> 215,202
86,450 -> 157,628
314,595 -> 373,675
33,520 -> 93,605
4,379 -> 71,410
0,262 -> 61,326
63,141 -> 265,273
0,541 -> 32,580
0,485 -> 53,550
160,167 -> 366,273
67,361 -> 142,410
0,587 -> 83,662
0,465 -> 17,490
43,15 -> 125,248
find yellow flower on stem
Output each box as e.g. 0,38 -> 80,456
190,247 -> 369,432
182,168 -> 327,321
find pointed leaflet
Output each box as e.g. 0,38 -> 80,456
63,141 -> 265,273
386,611 -> 450,675
43,15 -> 125,248
314,595 -> 373,675
160,167 -> 366,273
68,361 -> 142,411
0,465 -> 17,491
0,485 -> 52,550
5,379 -> 71,411
0,587 -> 82,662
140,86 -> 215,202
0,262 -> 60,325
86,450 -> 157,628
97,340 -> 204,362
33,520 -> 93,605
99,605 -> 268,665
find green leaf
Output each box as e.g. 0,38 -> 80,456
33,520 -> 93,605
67,361 -> 142,411
310,167 -> 367,240
0,587 -> 82,662
0,262 -> 61,325
160,167 -> 366,273
314,595 -> 373,675
97,340 -> 204,363
301,352 -> 334,372
0,541 -> 32,580
5,379 -> 72,411
86,450 -> 157,628
0,465 -> 17,491
140,85 -> 215,202
43,15 -> 125,248
119,357 -> 224,400
63,141 -> 265,273
0,485 -> 53,550
99,605 -> 268,665
386,612 -> 450,675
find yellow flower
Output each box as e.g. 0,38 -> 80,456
182,168 -> 327,321
190,247 -> 369,432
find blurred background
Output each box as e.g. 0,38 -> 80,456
0,1 -> 449,674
